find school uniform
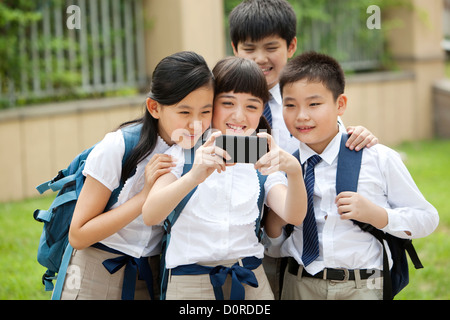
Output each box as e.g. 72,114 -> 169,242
262,88 -> 345,298
273,131 -> 439,300
58,129 -> 169,300
266,84 -> 299,154
162,144 -> 288,300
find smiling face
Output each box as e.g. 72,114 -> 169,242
212,91 -> 264,136
147,86 -> 214,149
233,35 -> 297,89
282,79 -> 347,154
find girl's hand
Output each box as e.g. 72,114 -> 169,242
346,126 -> 378,151
189,131 -> 231,184
254,132 -> 302,176
142,154 -> 177,195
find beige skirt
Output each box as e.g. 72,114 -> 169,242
57,245 -> 160,300
165,258 -> 274,300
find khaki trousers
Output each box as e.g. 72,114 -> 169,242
165,259 -> 274,300
281,265 -> 383,300
57,246 -> 160,300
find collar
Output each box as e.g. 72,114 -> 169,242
268,83 -> 282,107
299,131 -> 342,166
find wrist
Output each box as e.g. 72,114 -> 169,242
369,205 -> 388,229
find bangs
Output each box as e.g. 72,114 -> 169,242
213,57 -> 269,103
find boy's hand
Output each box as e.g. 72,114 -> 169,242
335,191 -> 388,229
346,126 -> 378,151
254,132 -> 302,176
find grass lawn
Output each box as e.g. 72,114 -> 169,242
0,139 -> 449,300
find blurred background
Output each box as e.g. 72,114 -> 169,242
0,0 -> 448,300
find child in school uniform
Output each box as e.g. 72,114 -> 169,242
59,51 -> 215,299
142,56 -> 308,300
228,0 -> 378,154
265,51 -> 439,300
228,0 -> 379,298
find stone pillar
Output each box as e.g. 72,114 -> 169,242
142,0 -> 225,77
385,0 -> 446,140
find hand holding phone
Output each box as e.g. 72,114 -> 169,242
215,135 -> 268,164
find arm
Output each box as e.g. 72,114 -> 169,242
336,146 -> 439,239
69,154 -> 175,250
254,133 -> 307,227
142,132 -> 230,226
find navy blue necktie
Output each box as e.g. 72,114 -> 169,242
263,101 -> 272,127
302,154 -> 322,266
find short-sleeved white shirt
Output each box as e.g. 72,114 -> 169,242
82,128 -> 169,258
163,144 -> 288,269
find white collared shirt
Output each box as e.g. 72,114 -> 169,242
268,84 -> 300,154
164,144 -> 288,269
279,131 -> 439,275
82,128 -> 168,258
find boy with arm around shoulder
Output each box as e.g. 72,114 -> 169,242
229,0 -> 378,154
269,51 -> 439,300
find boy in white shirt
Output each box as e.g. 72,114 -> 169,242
266,51 -> 439,300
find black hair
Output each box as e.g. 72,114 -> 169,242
279,51 -> 345,101
229,0 -> 297,50
118,51 -> 214,182
212,56 -> 271,134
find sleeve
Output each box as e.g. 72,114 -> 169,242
378,146 -> 439,239
263,228 -> 288,258
263,171 -> 288,205
82,130 -> 125,191
165,144 -> 185,179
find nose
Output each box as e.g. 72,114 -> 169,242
232,105 -> 246,122
253,49 -> 268,65
296,106 -> 310,121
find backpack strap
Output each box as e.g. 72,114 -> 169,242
255,171 -> 268,241
336,133 -> 394,299
105,123 -> 142,210
160,146 -> 197,300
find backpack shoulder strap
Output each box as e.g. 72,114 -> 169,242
163,146 -> 197,233
336,133 -> 363,194
255,171 -> 268,241
105,123 -> 142,210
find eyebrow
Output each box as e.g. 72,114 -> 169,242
176,104 -> 213,109
283,95 -> 324,103
218,94 -> 262,103
305,94 -> 324,100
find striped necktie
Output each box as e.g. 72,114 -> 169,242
263,101 -> 272,127
302,154 -> 322,266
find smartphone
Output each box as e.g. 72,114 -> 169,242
215,135 -> 268,164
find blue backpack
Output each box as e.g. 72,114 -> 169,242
292,133 -> 423,300
159,145 -> 268,300
33,124 -> 142,299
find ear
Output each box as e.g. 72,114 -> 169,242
146,97 -> 161,119
336,94 -> 347,116
231,41 -> 238,56
287,37 -> 298,59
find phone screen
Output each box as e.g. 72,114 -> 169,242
215,135 -> 268,164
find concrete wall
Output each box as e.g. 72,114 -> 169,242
0,97 -> 145,202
